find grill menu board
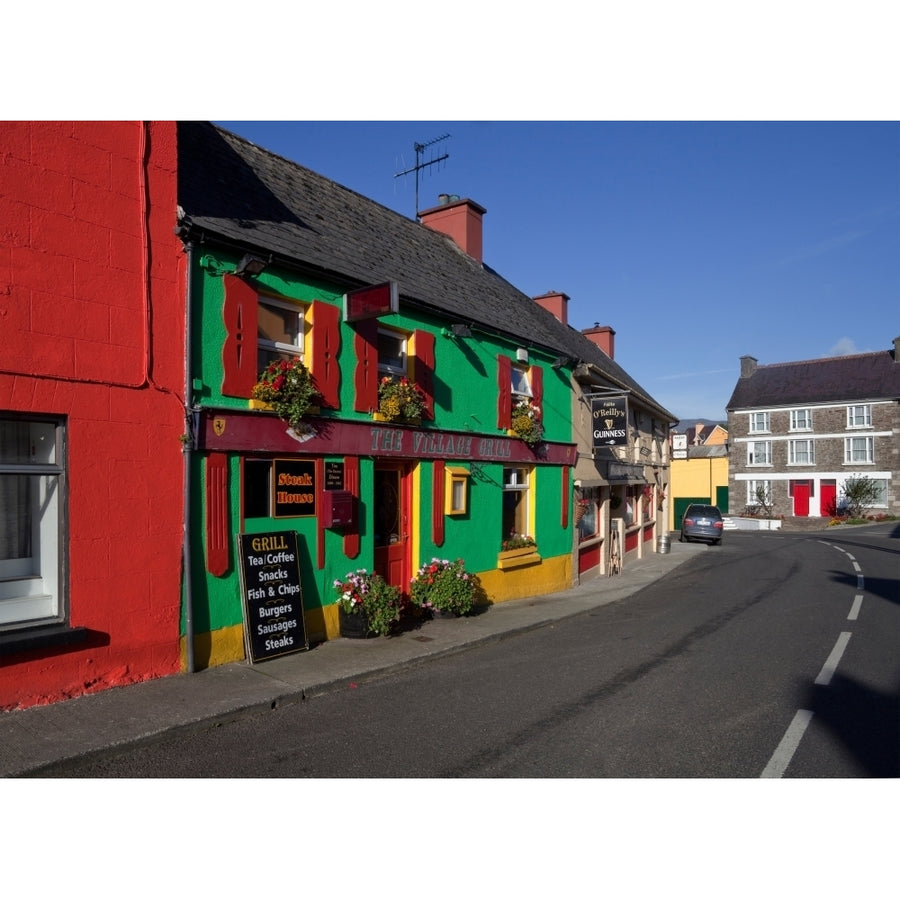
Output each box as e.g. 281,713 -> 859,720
237,531 -> 308,662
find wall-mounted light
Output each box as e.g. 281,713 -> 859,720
233,253 -> 270,278
516,348 -> 529,363
552,355 -> 579,369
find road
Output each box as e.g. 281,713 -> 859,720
33,524 -> 899,778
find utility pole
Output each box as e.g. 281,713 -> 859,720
394,134 -> 450,219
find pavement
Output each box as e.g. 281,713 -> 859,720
1,539 -> 711,777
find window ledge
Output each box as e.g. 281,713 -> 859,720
497,548 -> 541,569
0,624 -> 89,656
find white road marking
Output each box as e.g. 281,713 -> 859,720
848,595 -> 864,621
815,632 -> 852,686
761,709 -> 814,778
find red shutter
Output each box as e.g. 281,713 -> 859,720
205,453 -> 229,576
316,457 -> 325,569
353,319 -> 379,412
432,460 -> 445,547
530,364 -> 543,411
497,354 -> 512,429
413,329 -> 435,420
343,456 -> 360,559
311,300 -> 341,409
561,466 -> 570,529
221,274 -> 259,398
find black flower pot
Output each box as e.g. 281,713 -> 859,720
339,607 -> 374,639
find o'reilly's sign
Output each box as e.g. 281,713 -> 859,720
591,396 -> 628,448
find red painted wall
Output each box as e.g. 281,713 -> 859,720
0,121 -> 185,709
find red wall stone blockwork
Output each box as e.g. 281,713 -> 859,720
0,121 -> 186,709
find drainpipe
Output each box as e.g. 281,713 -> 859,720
182,240 -> 196,674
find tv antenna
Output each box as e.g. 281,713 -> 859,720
394,133 -> 450,219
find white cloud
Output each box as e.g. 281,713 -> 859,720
829,337 -> 859,356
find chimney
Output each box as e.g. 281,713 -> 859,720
740,355 -> 758,378
419,196 -> 487,265
893,335 -> 900,362
582,324 -> 616,359
534,291 -> 569,325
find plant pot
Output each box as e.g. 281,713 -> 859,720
338,607 -> 375,639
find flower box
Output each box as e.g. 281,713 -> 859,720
497,546 -> 542,570
249,398 -> 274,411
373,412 -> 421,426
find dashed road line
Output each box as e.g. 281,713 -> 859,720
814,632 -> 852,686
761,709 -> 814,778
848,595 -> 863,621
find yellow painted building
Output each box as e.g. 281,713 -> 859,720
668,447 -> 730,531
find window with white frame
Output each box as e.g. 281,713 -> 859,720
502,467 -> 532,545
510,365 -> 532,399
749,412 -> 770,433
846,404 -> 872,428
789,439 -> 815,465
747,441 -> 772,465
0,416 -> 65,629
790,408 -> 812,431
746,479 -> 772,506
377,328 -> 407,377
844,436 -> 874,464
257,295 -> 306,371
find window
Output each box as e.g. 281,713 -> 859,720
746,480 -> 772,506
847,404 -> 872,428
749,412 -> 770,433
844,436 -> 874,464
243,459 -> 272,518
502,467 -> 532,543
510,365 -> 532,399
747,441 -> 772,465
378,328 -> 407,377
790,409 -> 812,431
444,467 -> 470,515
577,488 -> 600,542
257,295 -> 306,371
0,416 -> 65,629
788,439 -> 815,465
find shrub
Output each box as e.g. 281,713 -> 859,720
409,557 -> 480,617
333,569 -> 402,637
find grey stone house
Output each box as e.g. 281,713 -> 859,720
726,338 -> 900,519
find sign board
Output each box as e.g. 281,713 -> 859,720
324,461 -> 345,490
672,433 -> 687,459
591,396 -> 628,449
273,458 -> 316,518
343,281 -> 399,322
237,531 -> 308,663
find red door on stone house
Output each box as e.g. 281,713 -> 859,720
820,481 -> 837,517
793,481 -> 811,517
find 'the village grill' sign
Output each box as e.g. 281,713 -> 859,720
591,396 -> 628,449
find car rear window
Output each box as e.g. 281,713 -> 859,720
688,505 -> 720,516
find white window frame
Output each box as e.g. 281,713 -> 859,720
846,404 -> 872,429
747,440 -> 772,466
257,295 -> 306,371
0,416 -> 65,629
844,436 -> 874,464
502,466 -> 533,543
749,411 -> 770,434
790,408 -> 812,431
510,365 -> 532,400
788,439 -> 815,465
377,327 -> 408,377
746,479 -> 772,505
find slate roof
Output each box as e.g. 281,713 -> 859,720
727,348 -> 900,410
176,121 -> 675,421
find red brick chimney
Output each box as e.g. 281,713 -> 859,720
582,324 -> 616,359
534,290 -> 569,325
419,196 -> 486,264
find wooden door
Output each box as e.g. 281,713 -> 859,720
793,481 -> 810,517
820,481 -> 837,517
374,462 -> 411,595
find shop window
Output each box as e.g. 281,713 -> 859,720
243,459 -> 272,518
444,466 -> 470,515
577,488 -> 600,542
502,466 -> 532,544
0,416 -> 65,630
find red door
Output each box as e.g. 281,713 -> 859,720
374,463 -> 411,596
821,481 -> 836,517
793,481 -> 810,517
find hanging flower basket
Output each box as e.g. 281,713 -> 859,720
508,398 -> 543,445
377,376 -> 427,422
251,358 -> 321,432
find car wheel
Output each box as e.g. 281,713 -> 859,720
714,538 -> 721,546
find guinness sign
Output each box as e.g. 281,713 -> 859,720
591,396 -> 628,449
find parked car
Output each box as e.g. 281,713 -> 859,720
680,504 -> 724,545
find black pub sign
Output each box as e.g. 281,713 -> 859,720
591,395 -> 629,449
237,530 -> 308,662
273,458 -> 316,518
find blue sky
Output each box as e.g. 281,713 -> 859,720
217,120 -> 899,422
